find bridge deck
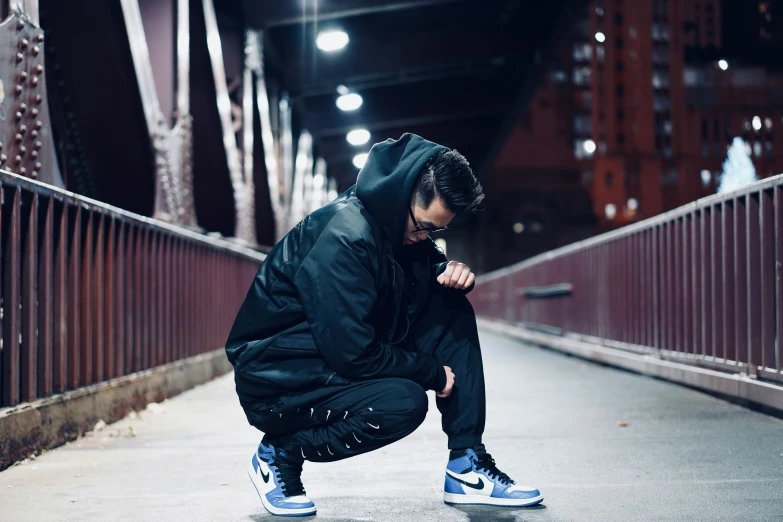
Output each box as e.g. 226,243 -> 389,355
2,330 -> 782,521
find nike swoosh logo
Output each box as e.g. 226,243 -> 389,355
260,468 -> 270,483
367,423 -> 380,429
446,470 -> 486,491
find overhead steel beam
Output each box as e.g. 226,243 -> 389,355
244,0 -> 468,28
315,114 -> 501,157
312,109 -> 508,139
276,27 -> 529,95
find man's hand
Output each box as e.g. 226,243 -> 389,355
437,365 -> 455,398
437,260 -> 475,290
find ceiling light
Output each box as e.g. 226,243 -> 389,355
718,59 -> 728,70
595,32 -> 606,43
346,129 -> 370,146
583,139 -> 596,153
336,93 -> 363,111
353,153 -> 368,169
316,30 -> 349,52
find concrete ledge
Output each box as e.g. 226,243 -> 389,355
0,348 -> 233,471
478,318 -> 783,415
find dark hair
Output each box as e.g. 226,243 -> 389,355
413,149 -> 485,214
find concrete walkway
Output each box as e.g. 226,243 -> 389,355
2,329 -> 783,521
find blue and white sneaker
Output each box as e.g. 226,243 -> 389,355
247,441 -> 316,517
443,448 -> 543,507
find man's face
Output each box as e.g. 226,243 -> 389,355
403,195 -> 455,245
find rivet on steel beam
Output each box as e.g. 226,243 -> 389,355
31,77 -> 38,87
15,85 -> 23,95
19,125 -> 27,134
34,141 -> 42,150
31,170 -> 38,178
15,155 -> 22,164
17,21 -> 25,30
34,162 -> 42,170
16,53 -> 23,62
0,142 -> 3,150
34,34 -> 44,43
15,111 -> 22,121
32,46 -> 40,56
19,146 -> 27,155
0,154 -> 6,163
35,94 -> 42,104
20,38 -> 28,48
20,71 -> 28,81
31,150 -> 38,159
31,108 -> 38,117
35,120 -> 43,129
15,133 -> 23,143
19,167 -> 27,175
19,103 -> 27,113
31,130 -> 38,139
35,65 -> 43,75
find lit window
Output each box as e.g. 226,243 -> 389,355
573,115 -> 592,134
574,139 -> 596,159
573,66 -> 591,86
573,42 -> 592,61
754,141 -> 762,157
764,117 -> 773,130
551,70 -> 568,83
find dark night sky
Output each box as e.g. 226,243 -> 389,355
721,0 -> 782,69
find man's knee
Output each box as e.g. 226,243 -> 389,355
383,378 -> 428,426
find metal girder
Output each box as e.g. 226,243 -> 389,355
275,26 -> 530,96
303,77 -> 518,138
315,114 -> 501,158
243,0 -> 468,28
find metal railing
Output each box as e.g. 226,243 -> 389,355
0,170 -> 265,407
472,174 -> 783,386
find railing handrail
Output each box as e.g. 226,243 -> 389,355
0,169 -> 266,263
479,171 -> 783,283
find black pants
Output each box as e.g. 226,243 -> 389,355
260,292 -> 486,463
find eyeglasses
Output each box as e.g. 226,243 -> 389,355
409,205 -> 449,235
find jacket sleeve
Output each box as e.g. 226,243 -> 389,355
429,241 -> 475,297
294,226 -> 445,391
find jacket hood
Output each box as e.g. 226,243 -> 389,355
355,133 -> 447,250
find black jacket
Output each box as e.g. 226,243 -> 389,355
225,134 -> 473,422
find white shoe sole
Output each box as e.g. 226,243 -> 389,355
247,458 -> 317,517
444,492 -> 544,507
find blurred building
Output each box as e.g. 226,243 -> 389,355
481,0 -> 783,262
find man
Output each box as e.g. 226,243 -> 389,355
225,133 -> 543,517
